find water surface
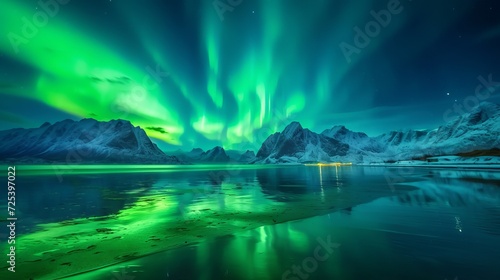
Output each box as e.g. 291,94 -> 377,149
1,165 -> 499,279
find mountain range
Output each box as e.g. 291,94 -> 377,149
0,102 -> 498,164
167,147 -> 256,163
0,118 -> 180,164
253,102 -> 500,163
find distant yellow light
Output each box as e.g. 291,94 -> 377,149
304,162 -> 352,167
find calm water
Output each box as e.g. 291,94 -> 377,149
1,165 -> 500,280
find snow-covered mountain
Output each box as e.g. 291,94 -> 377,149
169,146 -> 231,163
238,150 -> 256,163
429,102 -> 500,153
0,118 -> 181,164
188,148 -> 204,157
198,146 -> 230,162
256,121 -> 349,163
3,102 -> 497,165
374,102 -> 500,160
255,102 -> 500,164
321,125 -> 385,153
372,129 -> 436,160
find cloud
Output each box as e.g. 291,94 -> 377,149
0,110 -> 28,126
146,126 -> 169,134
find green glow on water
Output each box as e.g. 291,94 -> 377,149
5,165 -> 396,280
11,164 -> 290,176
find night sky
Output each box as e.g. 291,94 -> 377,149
1,0 -> 500,150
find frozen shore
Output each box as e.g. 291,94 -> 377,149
359,156 -> 500,169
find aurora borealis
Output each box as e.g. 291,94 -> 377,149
1,0 -> 500,150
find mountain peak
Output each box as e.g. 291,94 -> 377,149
322,125 -> 348,134
321,125 -> 368,140
238,150 -> 256,163
40,122 -> 51,128
199,146 -> 230,162
465,102 -> 499,125
0,118 -> 179,164
475,101 -> 499,111
282,121 -> 303,138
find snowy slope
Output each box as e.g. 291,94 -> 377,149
321,125 -> 386,161
256,121 -> 349,163
0,118 -> 181,163
363,155 -> 500,169
428,102 -> 500,154
238,150 -> 256,163
375,102 -> 500,160
167,146 -> 232,163
198,146 -> 231,162
255,102 -> 500,164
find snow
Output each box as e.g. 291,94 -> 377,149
255,102 -> 500,166
282,121 -> 303,139
238,150 -> 256,163
361,156 -> 500,169
0,118 -> 180,163
198,146 -> 230,162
